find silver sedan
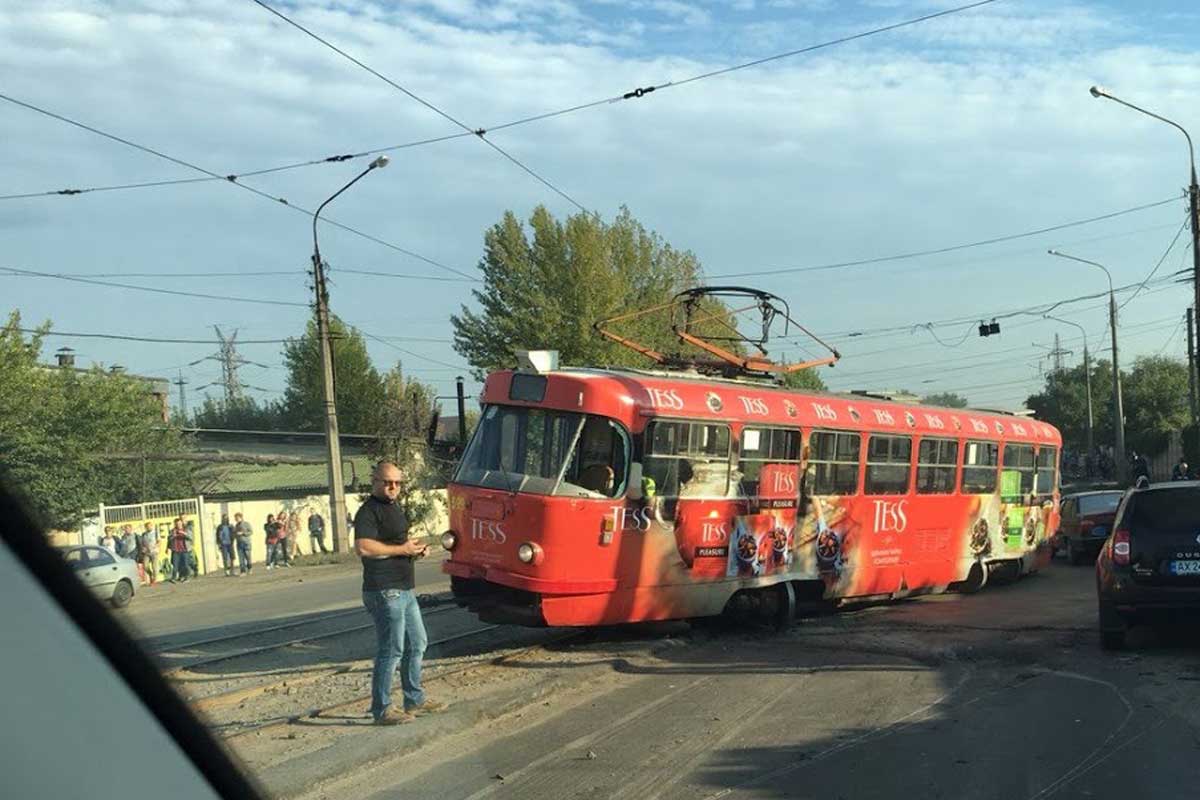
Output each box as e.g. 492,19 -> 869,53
59,545 -> 139,608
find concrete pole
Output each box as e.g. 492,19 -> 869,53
313,254 -> 349,554
1188,307 -> 1197,427
1109,292 -> 1127,482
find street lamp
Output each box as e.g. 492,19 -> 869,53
1090,85 -> 1200,429
1048,249 -> 1126,481
1044,313 -> 1094,472
311,155 -> 390,553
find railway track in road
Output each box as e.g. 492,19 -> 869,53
155,598 -> 458,674
215,627 -> 582,740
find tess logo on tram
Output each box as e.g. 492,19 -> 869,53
439,288 -> 1061,628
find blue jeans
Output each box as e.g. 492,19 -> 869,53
236,539 -> 252,572
362,589 -> 427,718
218,542 -> 234,571
267,542 -> 285,566
171,550 -> 190,580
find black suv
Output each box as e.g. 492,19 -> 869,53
1096,482 -> 1200,649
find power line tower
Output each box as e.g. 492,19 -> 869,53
173,371 -> 189,418
189,327 -> 271,405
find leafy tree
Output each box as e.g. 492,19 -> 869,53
364,364 -> 443,528
779,368 -> 828,392
452,206 -> 739,378
281,316 -> 386,434
0,312 -> 193,529
1025,360 -> 1115,453
1122,356 -> 1189,456
920,392 -> 969,409
191,395 -> 286,430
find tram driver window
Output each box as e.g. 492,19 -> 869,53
738,427 -> 801,499
1002,444 -> 1036,497
916,438 -> 958,494
962,440 -> 999,494
806,430 -> 860,495
865,435 -> 913,495
642,421 -> 733,515
556,416 -> 630,498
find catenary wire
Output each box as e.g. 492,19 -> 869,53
2,0 -> 1000,205
0,92 -> 477,281
0,267 -> 310,307
248,0 -> 588,214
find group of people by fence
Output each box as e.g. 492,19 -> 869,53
98,509 -> 331,582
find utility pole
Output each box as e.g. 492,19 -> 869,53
1110,291 -> 1127,480
310,156 -> 389,553
456,376 -> 467,446
1189,308 -> 1198,426
311,253 -> 349,553
173,372 -> 189,419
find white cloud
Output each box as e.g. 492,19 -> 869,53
2,0 -> 1198,405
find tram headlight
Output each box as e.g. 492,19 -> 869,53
440,530 -> 458,551
516,541 -> 544,565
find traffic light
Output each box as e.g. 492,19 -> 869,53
979,320 -> 1001,337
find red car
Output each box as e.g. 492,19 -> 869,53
1055,490 -> 1123,565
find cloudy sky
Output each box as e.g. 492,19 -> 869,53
2,0 -> 1198,415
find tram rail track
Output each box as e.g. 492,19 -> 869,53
216,627 -> 582,740
159,602 -> 459,675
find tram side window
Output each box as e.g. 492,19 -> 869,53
738,427 -> 801,498
1035,446 -> 1058,496
916,438 -> 959,494
962,440 -> 999,494
643,421 -> 733,512
807,430 -> 860,495
865,435 -> 913,495
1002,444 -> 1036,497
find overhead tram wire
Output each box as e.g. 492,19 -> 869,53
0,267 -> 309,307
11,328 -> 291,345
0,92 -> 477,282
3,0 -> 999,206
1119,219 -> 1188,310
713,194 -> 1184,282
352,326 -> 470,371
248,0 -> 588,215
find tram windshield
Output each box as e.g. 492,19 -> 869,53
455,405 -> 629,498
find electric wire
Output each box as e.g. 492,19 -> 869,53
3,0 -> 1000,205
0,267 -> 310,308
0,92 -> 477,281
249,0 -> 588,214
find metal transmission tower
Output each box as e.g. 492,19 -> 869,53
189,327 -> 271,404
173,372 -> 189,418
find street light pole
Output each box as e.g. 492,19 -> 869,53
1044,314 -> 1094,468
311,156 -> 390,553
1048,250 -> 1126,482
1091,85 -> 1200,432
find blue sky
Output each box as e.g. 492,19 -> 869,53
2,0 -> 1198,416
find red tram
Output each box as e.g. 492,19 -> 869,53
441,358 -> 1061,627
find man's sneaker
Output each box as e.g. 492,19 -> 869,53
373,707 -> 415,726
406,700 -> 448,716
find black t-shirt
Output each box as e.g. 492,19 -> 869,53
354,494 -> 415,591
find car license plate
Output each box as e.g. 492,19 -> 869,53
1168,560 -> 1200,576
1090,526 -> 1108,538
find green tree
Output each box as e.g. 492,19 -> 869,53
0,312 -> 193,529
1026,360 -> 1114,453
192,395 -> 286,430
1122,356 -> 1189,456
452,206 -> 738,378
364,364 -> 443,528
778,368 -> 828,392
920,392 -> 969,409
281,316 -> 386,434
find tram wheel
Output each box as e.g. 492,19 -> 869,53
949,562 -> 987,594
773,582 -> 796,632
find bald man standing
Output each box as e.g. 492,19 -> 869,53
355,461 -> 447,725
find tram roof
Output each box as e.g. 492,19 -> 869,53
480,367 -> 1061,447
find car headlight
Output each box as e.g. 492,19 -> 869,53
440,530 -> 458,551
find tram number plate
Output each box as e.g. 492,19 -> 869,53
1168,560 -> 1200,576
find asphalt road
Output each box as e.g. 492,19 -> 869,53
327,560 -> 1200,800
119,554 -> 450,648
